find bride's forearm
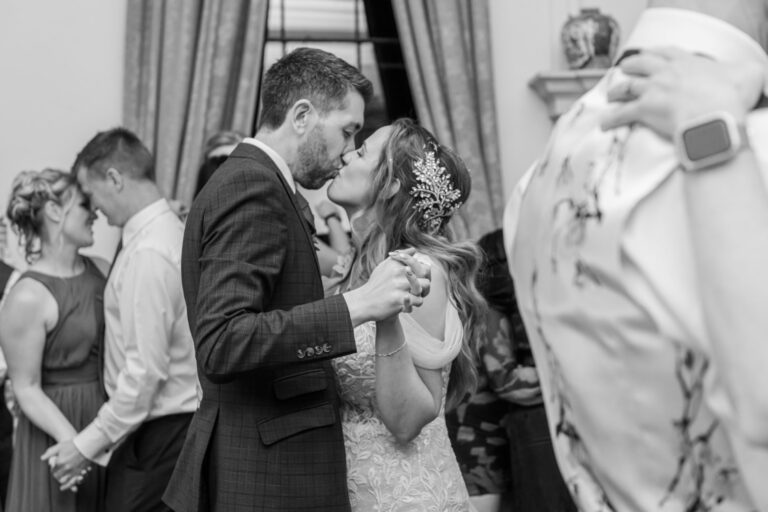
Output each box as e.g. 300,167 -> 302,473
374,318 -> 440,444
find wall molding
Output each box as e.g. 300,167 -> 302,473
528,69 -> 606,120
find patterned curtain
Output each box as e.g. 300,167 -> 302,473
392,0 -> 503,239
123,0 -> 268,205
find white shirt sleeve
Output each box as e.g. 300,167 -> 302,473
74,249 -> 178,463
622,108 -> 768,441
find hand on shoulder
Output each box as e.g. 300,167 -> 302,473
602,47 -> 764,138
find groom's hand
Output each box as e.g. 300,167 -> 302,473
41,440 -> 91,491
344,250 -> 431,325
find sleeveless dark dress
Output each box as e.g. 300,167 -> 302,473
4,258 -> 106,512
0,261 -> 16,511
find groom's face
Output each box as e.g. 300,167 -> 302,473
294,90 -> 364,190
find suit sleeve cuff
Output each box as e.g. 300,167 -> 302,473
73,422 -> 113,466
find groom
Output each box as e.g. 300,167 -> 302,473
164,48 -> 430,511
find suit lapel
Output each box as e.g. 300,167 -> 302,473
230,143 -> 321,277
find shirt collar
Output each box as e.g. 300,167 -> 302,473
122,198 -> 171,246
243,137 -> 296,193
623,7 -> 768,87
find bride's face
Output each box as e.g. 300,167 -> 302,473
327,125 -> 392,210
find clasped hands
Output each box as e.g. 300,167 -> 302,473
41,440 -> 92,493
358,247 -> 431,320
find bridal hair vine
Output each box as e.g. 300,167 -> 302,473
409,143 -> 463,232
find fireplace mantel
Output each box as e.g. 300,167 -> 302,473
528,69 -> 606,120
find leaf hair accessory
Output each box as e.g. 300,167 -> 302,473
409,144 -> 462,232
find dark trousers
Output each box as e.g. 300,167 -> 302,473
506,404 -> 576,512
106,413 -> 192,512
0,380 -> 13,510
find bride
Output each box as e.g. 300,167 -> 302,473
326,118 -> 485,511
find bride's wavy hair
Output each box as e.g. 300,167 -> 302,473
343,118 -> 486,409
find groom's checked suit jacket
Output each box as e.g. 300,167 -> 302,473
164,143 -> 357,512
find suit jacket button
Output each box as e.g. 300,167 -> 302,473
297,348 -> 305,359
306,346 -> 315,357
323,343 -> 332,353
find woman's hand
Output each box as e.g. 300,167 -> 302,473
602,47 -> 764,138
42,440 -> 92,492
388,249 -> 431,300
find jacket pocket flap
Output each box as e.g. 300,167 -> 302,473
257,402 -> 336,446
272,368 -> 328,400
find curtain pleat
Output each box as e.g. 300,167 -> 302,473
123,0 -> 268,205
392,0 -> 503,239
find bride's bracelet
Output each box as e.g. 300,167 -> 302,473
375,340 -> 407,358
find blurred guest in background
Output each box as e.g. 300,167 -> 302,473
194,130 -> 246,198
1,169 -> 107,511
44,128 -> 199,512
504,1 -> 768,510
446,228 -> 574,512
166,130 -> 247,222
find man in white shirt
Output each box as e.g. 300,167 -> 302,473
504,1 -> 768,510
44,128 -> 198,512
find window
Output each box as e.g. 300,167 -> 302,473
256,0 -> 415,141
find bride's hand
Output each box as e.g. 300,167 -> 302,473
344,256 -> 425,324
388,249 -> 431,299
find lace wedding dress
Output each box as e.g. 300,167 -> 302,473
332,300 -> 472,511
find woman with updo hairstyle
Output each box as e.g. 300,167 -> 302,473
0,169 -> 107,511
325,118 -> 486,510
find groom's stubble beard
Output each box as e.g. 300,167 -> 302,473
295,123 -> 334,190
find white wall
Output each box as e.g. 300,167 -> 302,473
489,0 -> 646,198
0,0 -> 126,267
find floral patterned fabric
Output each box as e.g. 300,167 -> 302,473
446,228 -> 544,498
503,9 -> 767,510
333,320 -> 471,511
446,308 -> 530,496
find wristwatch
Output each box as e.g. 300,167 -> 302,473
675,111 -> 749,172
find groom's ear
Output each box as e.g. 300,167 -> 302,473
290,99 -> 315,135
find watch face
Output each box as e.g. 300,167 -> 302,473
682,119 -> 731,162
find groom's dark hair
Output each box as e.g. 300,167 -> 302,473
257,47 -> 373,130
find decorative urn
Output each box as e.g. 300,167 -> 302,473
561,8 -> 620,69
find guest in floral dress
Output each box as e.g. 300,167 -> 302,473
446,228 -> 575,512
